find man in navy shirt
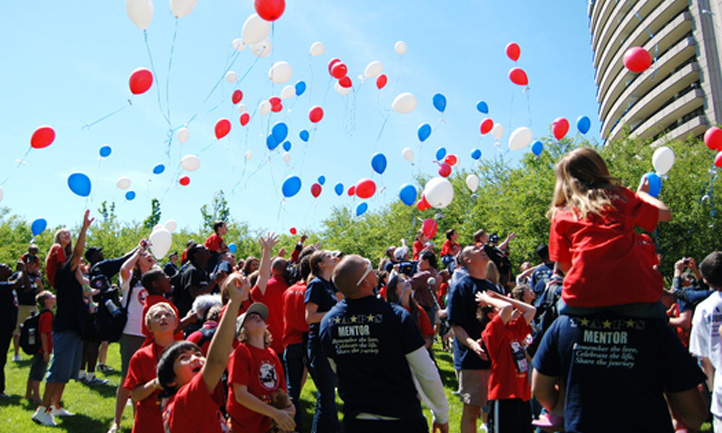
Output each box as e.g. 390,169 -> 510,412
321,255 -> 448,433
529,244 -> 554,306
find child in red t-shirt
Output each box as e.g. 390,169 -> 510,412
477,289 -> 536,433
156,272 -> 251,433
548,148 -> 671,316
227,302 -> 294,433
139,269 -> 189,345
25,291 -> 55,404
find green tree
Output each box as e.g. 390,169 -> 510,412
200,190 -> 231,229
143,198 -> 162,230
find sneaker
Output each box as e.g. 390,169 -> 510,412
479,423 -> 488,433
107,423 -> 119,433
97,364 -> 113,373
32,407 -> 57,427
86,377 -> 109,386
50,405 -> 75,417
12,354 -> 21,362
532,413 -> 564,431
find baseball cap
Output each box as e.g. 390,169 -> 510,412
235,302 -> 269,335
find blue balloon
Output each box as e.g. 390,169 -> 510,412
435,147 -> 447,161
99,146 -> 112,158
476,101 -> 489,114
371,152 -> 387,175
432,93 -> 447,113
125,191 -> 136,201
531,141 -> 544,156
272,122 -> 288,143
282,175 -> 302,198
577,115 -> 591,134
283,141 -> 292,152
299,130 -> 310,142
643,172 -> 662,198
418,124 -> 431,142
31,218 -> 47,236
228,243 -> 237,254
318,176 -> 326,186
471,149 -> 482,160
266,134 -> 279,151
334,182 -> 344,196
399,184 -> 417,206
153,164 -> 165,175
295,81 -> 306,96
356,202 -> 368,216
67,172 -> 91,197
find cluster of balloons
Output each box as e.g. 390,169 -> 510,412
505,42 -> 529,86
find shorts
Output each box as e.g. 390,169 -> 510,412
29,353 -> 48,382
458,369 -> 491,407
14,305 -> 38,336
489,399 -> 532,433
120,333 -> 145,379
46,331 -> 83,384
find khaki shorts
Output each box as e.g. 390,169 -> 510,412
458,369 -> 491,407
14,305 -> 38,336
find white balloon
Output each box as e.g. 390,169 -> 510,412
181,154 -> 200,172
652,146 -> 675,175
177,127 -> 190,143
117,177 -> 131,190
0,186 -> 4,203
245,151 -> 253,161
395,41 -> 407,55
282,152 -> 292,163
392,92 -> 417,114
269,61 -> 293,84
251,38 -> 273,58
165,219 -> 177,233
231,38 -> 246,52
153,224 -> 165,232
364,61 -> 383,78
149,228 -> 172,259
466,174 -> 480,193
225,71 -> 238,83
402,147 -> 414,162
126,0 -> 154,30
281,85 -> 295,99
491,123 -> 504,140
237,103 -> 248,114
259,100 -> 271,115
334,81 -> 350,95
423,177 -> 454,209
310,41 -> 325,56
508,126 -> 533,150
169,0 -> 196,18
242,14 -> 271,45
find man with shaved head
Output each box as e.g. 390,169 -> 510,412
320,254 -> 449,433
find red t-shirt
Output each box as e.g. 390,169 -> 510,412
404,305 -> 434,337
124,343 -> 166,433
282,281 -> 309,348
412,240 -> 424,261
141,296 -> 183,346
251,276 -> 289,355
227,344 -> 287,433
163,372 -> 229,433
482,315 -> 532,401
548,187 -> 662,308
204,234 -> 224,253
45,244 -> 66,288
38,310 -> 53,354
437,282 -> 449,307
440,240 -> 459,257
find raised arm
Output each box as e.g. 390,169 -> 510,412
638,177 -> 672,222
70,210 -> 94,272
254,233 -> 279,297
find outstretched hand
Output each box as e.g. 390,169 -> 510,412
82,210 -> 94,229
259,232 -> 280,250
223,272 -> 251,302
637,176 -> 650,194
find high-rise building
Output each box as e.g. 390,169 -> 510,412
588,0 -> 722,145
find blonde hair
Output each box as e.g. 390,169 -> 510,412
144,302 -> 178,330
548,148 -> 621,220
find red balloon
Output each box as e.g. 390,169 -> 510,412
480,118 -> 494,135
508,67 -> 528,86
422,218 -> 438,239
269,96 -> 281,107
338,76 -> 352,88
506,42 -> 521,62
327,58 -> 341,74
239,112 -> 250,126
331,63 -> 348,79
215,118 -> 231,139
309,106 -> 324,123
30,126 -> 55,149
290,227 -> 297,235
254,0 -> 285,21
129,68 -> 153,95
716,151 -> 722,168
623,47 -> 652,73
311,183 -> 322,198
271,103 -> 283,113
376,74 -> 388,89
355,178 -> 376,199
705,127 -> 722,151
438,162 -> 452,178
444,154 -> 458,166
417,195 -> 431,211
348,185 -> 356,196
232,90 -> 243,104
552,117 -> 570,140
179,176 -> 190,186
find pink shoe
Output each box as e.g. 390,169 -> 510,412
532,413 -> 564,431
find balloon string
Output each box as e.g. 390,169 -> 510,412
164,19 -> 179,126
143,30 -> 172,127
376,112 -> 391,142
0,147 -> 32,185
526,90 -> 532,126
201,50 -> 243,105
81,99 -> 132,130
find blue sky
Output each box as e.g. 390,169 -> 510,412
0,1 -> 599,234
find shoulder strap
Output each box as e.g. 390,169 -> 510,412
124,280 -> 135,310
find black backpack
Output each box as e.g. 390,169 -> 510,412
19,312 -> 42,355
84,275 -> 134,342
527,281 -> 561,356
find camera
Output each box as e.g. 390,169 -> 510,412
683,258 -> 690,265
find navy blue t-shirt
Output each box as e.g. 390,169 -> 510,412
530,263 -> 554,302
320,295 -> 426,420
54,260 -> 89,334
304,276 -> 338,347
0,281 -> 18,329
12,271 -> 40,306
533,314 -> 705,433
447,274 -> 499,370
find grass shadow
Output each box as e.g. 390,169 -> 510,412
55,413 -> 114,433
0,394 -> 24,407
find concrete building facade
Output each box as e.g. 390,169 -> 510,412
588,0 -> 722,145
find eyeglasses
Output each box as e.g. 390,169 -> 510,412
356,258 -> 373,286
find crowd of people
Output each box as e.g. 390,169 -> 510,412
1,147 -> 721,433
